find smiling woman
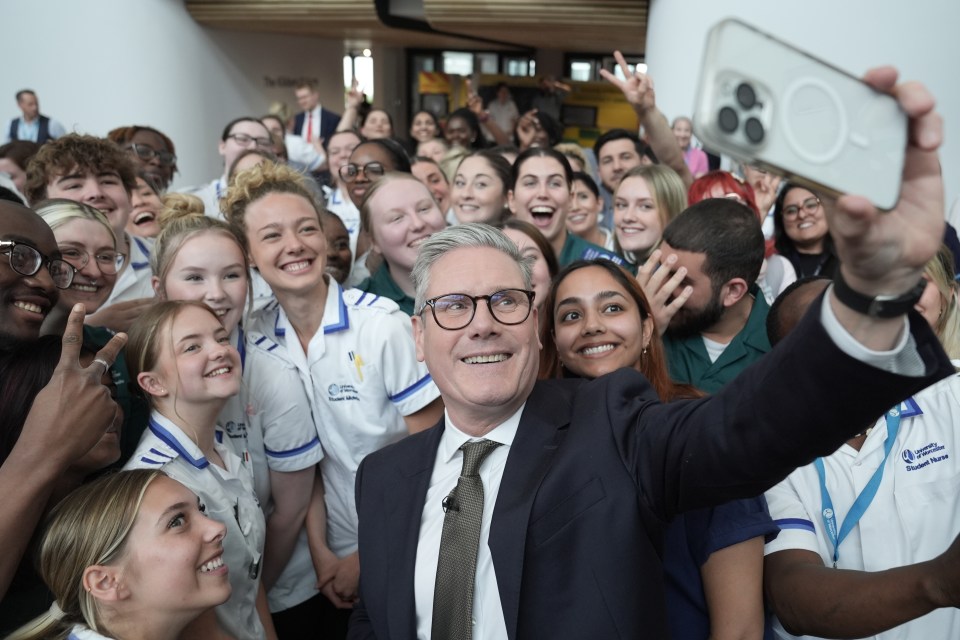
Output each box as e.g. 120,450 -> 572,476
123,300 -> 274,640
539,259 -> 774,640
773,182 -> 838,279
509,147 -> 625,269
357,173 -> 448,315
224,162 -> 442,635
33,199 -> 121,330
6,470 -> 230,640
613,165 -> 687,266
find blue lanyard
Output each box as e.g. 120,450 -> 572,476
235,325 -> 246,372
814,405 -> 902,567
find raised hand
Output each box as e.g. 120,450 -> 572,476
600,50 -> 656,116
20,303 -> 126,468
827,67 -> 944,298
345,77 -> 365,110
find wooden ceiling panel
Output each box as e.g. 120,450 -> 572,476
185,0 -> 647,53
423,0 -> 646,53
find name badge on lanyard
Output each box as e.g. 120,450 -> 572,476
814,403 -> 906,568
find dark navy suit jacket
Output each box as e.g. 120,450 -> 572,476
292,107 -> 341,144
349,299 -> 952,639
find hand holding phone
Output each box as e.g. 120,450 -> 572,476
693,19 -> 908,210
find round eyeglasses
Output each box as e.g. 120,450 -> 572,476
126,143 -> 177,167
0,240 -> 75,289
58,246 -> 126,275
782,197 -> 821,219
339,162 -> 385,182
419,288 -> 535,330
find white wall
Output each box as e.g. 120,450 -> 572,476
0,0 -> 345,188
645,0 -> 960,220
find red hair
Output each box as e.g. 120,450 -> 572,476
688,170 -> 759,217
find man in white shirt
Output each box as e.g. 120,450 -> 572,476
5,90 -> 66,144
349,69 -> 958,639
182,117 -> 273,219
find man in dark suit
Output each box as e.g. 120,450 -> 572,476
292,81 -> 341,150
349,68 -> 955,639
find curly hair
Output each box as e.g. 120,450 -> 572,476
24,134 -> 137,205
221,161 -> 324,240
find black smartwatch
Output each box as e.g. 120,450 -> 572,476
832,271 -> 926,318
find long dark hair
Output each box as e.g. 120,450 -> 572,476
540,259 -> 703,401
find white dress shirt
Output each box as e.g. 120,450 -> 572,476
413,407 -> 523,640
299,106 -> 323,142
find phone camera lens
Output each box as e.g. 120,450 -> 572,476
736,83 -> 757,109
745,117 -> 765,143
718,107 -> 739,133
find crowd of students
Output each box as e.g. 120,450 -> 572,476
0,44 -> 958,640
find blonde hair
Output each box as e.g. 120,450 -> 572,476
613,165 -> 688,263
32,198 -> 118,250
125,300 -> 220,408
220,162 -> 324,241
151,206 -> 251,305
926,244 -> 960,362
359,172 -> 433,244
159,192 -> 205,225
7,470 -> 162,640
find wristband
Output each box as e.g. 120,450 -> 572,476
832,271 -> 926,318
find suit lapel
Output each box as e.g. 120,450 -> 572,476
489,382 -> 571,640
383,424 -> 443,637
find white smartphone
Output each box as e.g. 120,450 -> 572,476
692,18 -> 907,210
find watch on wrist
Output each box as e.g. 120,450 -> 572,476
832,271 -> 926,318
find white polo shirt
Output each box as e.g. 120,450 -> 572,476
218,326 -> 323,505
223,327 -> 326,613
106,234 -> 154,305
765,374 -> 960,639
125,412 -> 267,640
249,280 -> 440,557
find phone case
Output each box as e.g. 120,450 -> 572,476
692,18 -> 907,210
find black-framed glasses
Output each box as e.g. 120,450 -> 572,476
126,143 -> 177,167
0,240 -> 74,289
226,133 -> 273,149
782,197 -> 821,219
58,246 -> 126,275
419,288 -> 535,330
339,162 -> 385,182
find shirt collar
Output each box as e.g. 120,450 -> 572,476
148,411 -> 214,470
274,276 -> 349,339
439,403 -> 525,465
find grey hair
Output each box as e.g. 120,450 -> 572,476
412,222 -> 533,312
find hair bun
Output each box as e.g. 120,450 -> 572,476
158,193 -> 205,229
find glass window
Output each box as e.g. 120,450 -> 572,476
442,51 -> 473,75
570,60 -> 594,82
505,58 -> 529,77
477,53 -> 498,74
355,55 -> 374,99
